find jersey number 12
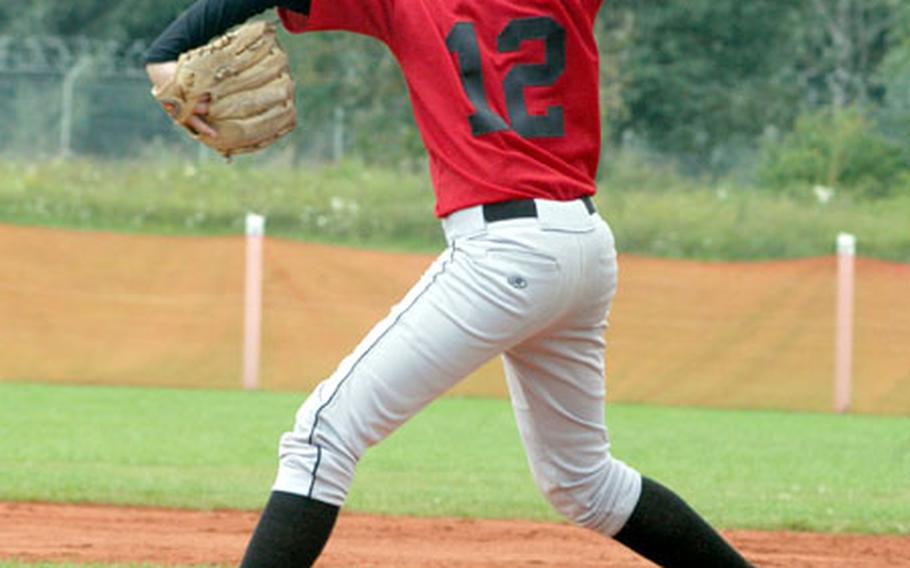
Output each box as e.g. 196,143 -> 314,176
446,17 -> 566,139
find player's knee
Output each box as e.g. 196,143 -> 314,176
536,456 -> 642,537
281,392 -> 364,468
272,380 -> 369,504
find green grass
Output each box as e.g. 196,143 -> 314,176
1,383 -> 908,534
1,159 -> 909,262
0,159 -> 442,253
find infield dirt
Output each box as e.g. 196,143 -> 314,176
2,502 -> 909,567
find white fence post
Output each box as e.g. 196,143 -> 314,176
243,213 -> 266,391
834,232 -> 856,414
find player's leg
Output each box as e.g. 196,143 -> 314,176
613,476 -> 755,567
239,490 -> 338,567
504,220 -> 751,566
242,230 -> 567,567
503,327 -> 642,536
504,333 -> 751,566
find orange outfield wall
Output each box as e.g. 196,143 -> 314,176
1,224 -> 908,414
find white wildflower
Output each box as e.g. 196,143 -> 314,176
813,185 -> 834,205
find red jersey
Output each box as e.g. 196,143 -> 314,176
279,0 -> 604,217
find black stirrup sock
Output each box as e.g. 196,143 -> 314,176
240,491 -> 340,568
614,477 -> 753,567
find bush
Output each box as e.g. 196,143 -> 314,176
755,108 -> 910,199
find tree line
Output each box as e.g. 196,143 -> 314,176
3,0 -> 909,195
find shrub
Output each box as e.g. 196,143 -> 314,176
755,108 -> 910,199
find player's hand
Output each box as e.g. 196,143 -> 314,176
146,61 -> 218,138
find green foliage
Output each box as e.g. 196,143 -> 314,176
878,20 -> 910,145
0,0 -> 190,42
0,159 -> 442,251
610,1 -> 803,170
1,383 -> 909,533
788,0 -> 895,109
2,0 -> 910,176
755,108 -> 910,198
608,0 -> 903,170
2,158 -> 910,262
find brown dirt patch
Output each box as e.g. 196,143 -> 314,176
1,503 -> 908,567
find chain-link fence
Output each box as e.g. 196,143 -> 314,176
0,34 -> 352,163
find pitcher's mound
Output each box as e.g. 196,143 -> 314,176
1,502 -> 908,567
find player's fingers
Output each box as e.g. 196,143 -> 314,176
186,115 -> 218,138
194,94 -> 212,116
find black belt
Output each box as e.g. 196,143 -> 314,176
482,196 -> 596,223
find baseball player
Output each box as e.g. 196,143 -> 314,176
146,0 -> 753,566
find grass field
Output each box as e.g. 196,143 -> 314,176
1,159 -> 909,262
1,383 -> 908,536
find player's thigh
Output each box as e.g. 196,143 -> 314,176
290,240 -> 562,458
278,247 -> 528,502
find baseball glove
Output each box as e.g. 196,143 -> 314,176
152,21 -> 296,158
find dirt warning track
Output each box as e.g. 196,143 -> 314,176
2,502 -> 908,567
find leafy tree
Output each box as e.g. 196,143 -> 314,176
877,1 -> 910,144
791,0 -> 896,109
4,0 -> 910,180
878,44 -> 910,144
607,0 -> 805,172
